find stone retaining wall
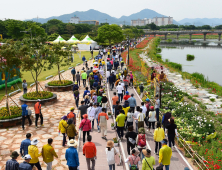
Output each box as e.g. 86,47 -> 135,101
0,116 -> 33,128
45,83 -> 73,92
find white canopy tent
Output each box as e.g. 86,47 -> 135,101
67,35 -> 80,44
77,35 -> 97,50
53,35 -> 66,43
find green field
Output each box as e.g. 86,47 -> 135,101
0,51 -> 92,100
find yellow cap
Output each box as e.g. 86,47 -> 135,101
70,107 -> 74,111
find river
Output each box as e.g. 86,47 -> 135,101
159,39 -> 222,85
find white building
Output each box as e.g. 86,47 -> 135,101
131,16 -> 173,26
69,16 -> 80,24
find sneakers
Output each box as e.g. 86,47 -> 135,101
41,124 -> 44,127
104,136 -> 107,141
101,136 -> 105,140
35,126 -> 38,129
98,130 -> 100,133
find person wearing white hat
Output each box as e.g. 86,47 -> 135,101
19,154 -> 32,170
34,99 -> 44,129
28,139 -> 42,170
65,139 -> 79,170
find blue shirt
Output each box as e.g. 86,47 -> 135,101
65,147 -> 79,167
93,82 -> 98,88
19,161 -> 32,170
6,159 -> 19,170
94,75 -> 99,82
20,139 -> 31,156
127,97 -> 137,107
83,90 -> 90,98
82,57 -> 86,61
71,69 -> 76,75
21,104 -> 28,116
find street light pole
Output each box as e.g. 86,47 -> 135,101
127,35 -> 129,65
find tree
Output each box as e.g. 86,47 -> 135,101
26,22 -> 47,38
66,24 -> 75,36
97,24 -> 124,45
48,25 -> 59,34
122,29 -> 134,39
0,40 -> 23,109
50,43 -> 72,81
21,37 -> 53,92
6,20 -> 25,40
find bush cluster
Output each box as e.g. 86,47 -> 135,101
0,106 -> 22,120
48,80 -> 73,86
23,91 -> 53,100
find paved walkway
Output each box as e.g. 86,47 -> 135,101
0,61 -> 93,170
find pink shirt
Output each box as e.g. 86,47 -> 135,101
128,155 -> 140,166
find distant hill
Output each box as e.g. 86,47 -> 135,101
26,9 -> 179,25
178,18 -> 222,26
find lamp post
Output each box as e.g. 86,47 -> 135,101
20,28 -> 32,39
127,35 -> 130,65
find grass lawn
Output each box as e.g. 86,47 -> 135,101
0,51 -> 92,100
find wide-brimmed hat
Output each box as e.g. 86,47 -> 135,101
10,151 -> 19,159
106,140 -> 114,148
24,154 -> 32,160
131,149 -> 140,156
142,149 -> 151,157
31,138 -> 39,145
37,99 -> 41,101
68,139 -> 78,147
61,116 -> 68,120
70,107 -> 74,111
83,114 -> 88,119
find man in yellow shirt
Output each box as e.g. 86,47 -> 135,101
116,110 -> 126,140
28,138 -> 42,170
159,139 -> 172,170
42,138 -> 58,170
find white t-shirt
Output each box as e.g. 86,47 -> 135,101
134,111 -> 140,123
121,83 -> 125,88
137,113 -> 145,121
87,107 -> 96,120
127,112 -> 134,122
106,71 -> 110,77
116,85 -> 124,94
149,111 -> 156,122
105,147 -> 118,165
140,106 -> 147,115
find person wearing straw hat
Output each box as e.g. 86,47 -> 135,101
105,140 -> 119,170
34,99 -> 43,129
79,114 -> 91,144
125,148 -> 141,169
28,138 -> 42,170
42,138 -> 58,170
142,149 -> 155,170
65,139 -> 79,170
58,116 -> 68,146
5,151 -> 19,170
19,154 -> 32,170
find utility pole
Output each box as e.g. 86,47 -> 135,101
127,35 -> 130,65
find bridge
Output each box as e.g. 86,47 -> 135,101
159,42 -> 222,49
143,30 -> 222,41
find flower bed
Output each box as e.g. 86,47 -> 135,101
48,80 -> 73,86
0,106 -> 22,120
23,91 -> 53,100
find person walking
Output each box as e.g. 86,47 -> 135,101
125,126 -> 137,155
116,110 -> 126,140
95,103 -> 102,133
166,118 -> 178,148
92,92 -> 97,104
106,69 -> 110,83
137,108 -> 146,129
83,87 -> 90,98
28,139 -> 42,170
101,94 -> 108,111
155,95 -> 160,122
98,108 -> 109,140
136,127 -> 146,160
73,89 -> 80,108
112,92 -> 119,113
76,71 -> 81,86
142,149 -> 155,170
22,79 -> 28,94
20,133 -> 31,158
79,114 -> 91,144
116,83 -> 124,103
67,119 -> 77,140
65,139 -> 79,170
139,82 -> 144,98
125,149 -> 140,169
67,107 -> 76,125
105,140 -> 119,170
87,103 -> 96,129
154,122 -> 165,155
42,138 -> 58,170
162,108 -> 171,132
73,82 -> 79,91
5,151 -> 19,170
129,71 -> 134,87
34,99 -> 43,129
84,95 -> 90,105
128,94 -> 137,112
71,67 -> 76,82
21,102 -> 32,130
19,154 -> 32,170
58,116 -> 68,147
133,106 -> 141,133
78,101 -> 89,120
125,108 -> 134,130
148,106 -> 156,133
81,71 -> 87,87
123,91 -> 130,101
159,139 -> 172,170
123,77 -> 129,93
83,135 -> 97,170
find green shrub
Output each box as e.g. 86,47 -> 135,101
187,54 -> 195,61
210,98 -> 215,102
156,54 -> 162,60
167,62 -> 182,71
0,106 -> 22,120
23,91 -> 53,100
165,59 -> 169,62
48,80 -> 73,86
156,48 -> 162,53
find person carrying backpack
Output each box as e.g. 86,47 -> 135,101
136,127 -> 146,160
141,149 -> 155,170
125,148 -> 141,170
125,126 -> 137,155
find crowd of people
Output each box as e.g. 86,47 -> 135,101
7,46 -> 189,170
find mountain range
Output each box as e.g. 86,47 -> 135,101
27,9 -> 222,26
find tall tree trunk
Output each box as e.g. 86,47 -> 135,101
5,78 -> 8,109
36,71 -> 38,93
58,65 -> 61,82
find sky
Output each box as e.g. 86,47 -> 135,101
0,0 -> 220,21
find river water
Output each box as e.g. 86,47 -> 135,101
159,39 -> 222,85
